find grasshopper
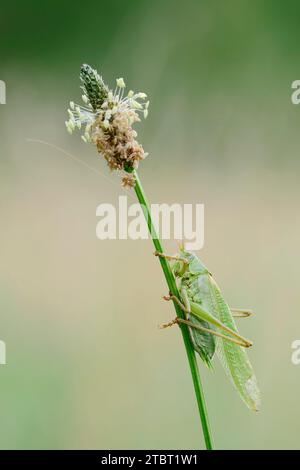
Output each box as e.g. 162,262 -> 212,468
155,248 -> 261,411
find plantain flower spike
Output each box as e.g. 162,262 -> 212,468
65,64 -> 149,187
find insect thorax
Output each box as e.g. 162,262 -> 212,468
179,272 -> 208,304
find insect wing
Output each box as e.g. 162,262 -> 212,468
208,277 -> 261,411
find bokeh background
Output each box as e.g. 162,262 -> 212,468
1,0 -> 300,450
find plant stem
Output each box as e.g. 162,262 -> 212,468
132,169 -> 214,450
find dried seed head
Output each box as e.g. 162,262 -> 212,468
121,173 -> 136,188
66,64 -> 149,187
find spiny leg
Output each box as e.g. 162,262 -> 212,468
158,294 -> 188,329
160,291 -> 191,329
164,293 -> 253,348
163,294 -> 189,313
189,300 -> 253,348
231,308 -> 253,318
177,318 -> 252,348
159,318 -> 178,329
154,251 -> 188,265
159,315 -> 252,348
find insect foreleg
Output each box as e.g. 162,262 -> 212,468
154,251 -> 188,265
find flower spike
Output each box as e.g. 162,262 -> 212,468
65,64 -> 149,187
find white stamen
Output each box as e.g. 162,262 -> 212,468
116,77 -> 125,88
131,100 -> 143,110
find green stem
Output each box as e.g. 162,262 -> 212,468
132,169 -> 214,450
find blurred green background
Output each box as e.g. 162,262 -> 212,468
1,0 -> 300,450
